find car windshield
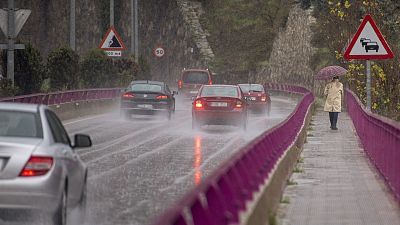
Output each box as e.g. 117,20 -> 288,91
200,86 -> 238,97
129,84 -> 162,92
239,84 -> 264,92
0,111 -> 43,138
182,72 -> 209,84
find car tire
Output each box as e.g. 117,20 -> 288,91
53,187 -> 67,225
78,176 -> 87,223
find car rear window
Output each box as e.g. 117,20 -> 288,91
129,84 -> 162,92
200,86 -> 238,97
182,72 -> 209,84
0,111 -> 43,138
239,84 -> 264,92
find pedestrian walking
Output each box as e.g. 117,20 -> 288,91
323,76 -> 343,130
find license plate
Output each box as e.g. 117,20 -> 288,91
190,91 -> 198,94
210,102 -> 228,107
137,104 -> 153,109
246,97 -> 256,101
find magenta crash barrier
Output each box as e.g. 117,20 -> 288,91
0,88 -> 122,106
345,89 -> 400,203
152,84 -> 315,225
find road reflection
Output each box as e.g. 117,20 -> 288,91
194,135 -> 202,185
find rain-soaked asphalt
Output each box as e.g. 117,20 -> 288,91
62,95 -> 299,225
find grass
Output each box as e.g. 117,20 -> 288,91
297,157 -> 304,163
293,165 -> 303,173
287,179 -> 297,185
281,196 -> 290,204
269,213 -> 278,225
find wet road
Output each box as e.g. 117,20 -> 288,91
63,95 -> 299,225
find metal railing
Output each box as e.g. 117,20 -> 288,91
152,84 -> 314,225
0,88 -> 122,105
345,89 -> 400,203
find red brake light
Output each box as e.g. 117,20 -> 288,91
122,93 -> 135,99
235,100 -> 243,108
195,100 -> 203,108
156,95 -> 168,99
20,156 -> 53,177
261,95 -> 267,102
178,80 -> 183,89
208,80 -> 213,85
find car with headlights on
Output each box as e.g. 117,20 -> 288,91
178,68 -> 213,100
0,103 -> 92,225
238,83 -> 271,115
192,85 -> 247,130
120,80 -> 176,120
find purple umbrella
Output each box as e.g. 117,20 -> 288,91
314,65 -> 347,80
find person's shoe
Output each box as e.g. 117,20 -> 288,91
332,127 -> 338,130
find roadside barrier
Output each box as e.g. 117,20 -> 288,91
345,89 -> 400,203
152,84 -> 314,225
0,88 -> 121,105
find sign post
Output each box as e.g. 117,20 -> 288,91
344,14 -> 394,111
99,26 -> 126,57
0,0 -> 30,86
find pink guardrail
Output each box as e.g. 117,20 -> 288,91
0,88 -> 122,105
345,89 -> 400,203
152,84 -> 314,225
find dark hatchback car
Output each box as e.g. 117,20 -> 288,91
120,81 -> 176,120
192,85 -> 247,130
238,84 -> 271,115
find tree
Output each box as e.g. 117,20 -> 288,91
47,47 -> 80,91
113,56 -> 140,87
80,49 -> 117,88
4,43 -> 44,95
310,0 -> 400,120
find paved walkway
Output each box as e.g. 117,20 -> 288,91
277,110 -> 400,225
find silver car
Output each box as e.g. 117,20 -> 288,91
0,103 -> 92,225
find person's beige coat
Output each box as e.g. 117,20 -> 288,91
324,81 -> 343,112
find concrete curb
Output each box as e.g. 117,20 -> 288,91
243,101 -> 315,225
50,99 -> 119,121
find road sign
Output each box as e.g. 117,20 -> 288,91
344,14 -> 393,60
99,26 -> 126,51
153,46 -> 165,58
0,9 -> 31,38
105,51 -> 122,57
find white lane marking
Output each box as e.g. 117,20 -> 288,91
63,114 -> 108,126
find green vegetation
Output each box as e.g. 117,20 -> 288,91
80,49 -> 117,88
287,179 -> 297,185
0,79 -> 19,98
304,0 -> 400,121
293,165 -> 303,173
281,196 -> 290,204
201,0 -> 293,76
269,213 -> 278,225
47,47 -> 80,91
1,46 -> 139,97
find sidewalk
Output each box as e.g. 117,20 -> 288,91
277,110 -> 400,225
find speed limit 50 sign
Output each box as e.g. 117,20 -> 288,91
153,46 -> 165,58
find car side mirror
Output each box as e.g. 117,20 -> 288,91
73,134 -> 92,149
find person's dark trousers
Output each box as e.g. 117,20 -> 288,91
329,112 -> 339,129
329,112 -> 334,128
